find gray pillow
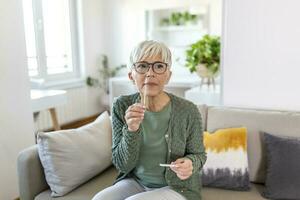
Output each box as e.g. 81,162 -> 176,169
37,111 -> 112,197
263,132 -> 300,200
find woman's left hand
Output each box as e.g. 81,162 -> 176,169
170,158 -> 193,180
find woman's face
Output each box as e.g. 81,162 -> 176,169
128,55 -> 172,97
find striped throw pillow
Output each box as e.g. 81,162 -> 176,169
202,127 -> 250,190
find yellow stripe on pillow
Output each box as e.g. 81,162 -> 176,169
204,127 -> 247,153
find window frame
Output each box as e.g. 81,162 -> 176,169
26,0 -> 82,87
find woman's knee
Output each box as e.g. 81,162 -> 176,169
125,195 -> 139,200
91,184 -> 124,200
124,188 -> 187,200
125,193 -> 151,200
92,178 -> 144,200
91,188 -> 117,200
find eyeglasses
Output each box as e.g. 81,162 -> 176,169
133,61 -> 168,74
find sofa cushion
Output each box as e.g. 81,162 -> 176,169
34,166 -> 118,200
35,166 -> 266,200
37,111 -> 112,197
202,127 -> 250,190
203,183 -> 266,200
262,132 -> 300,200
206,106 -> 300,183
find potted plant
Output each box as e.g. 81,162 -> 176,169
182,11 -> 198,25
86,55 -> 126,94
160,11 -> 200,27
185,34 -> 220,87
170,12 -> 183,26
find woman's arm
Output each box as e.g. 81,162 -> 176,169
111,98 -> 142,174
184,105 -> 207,174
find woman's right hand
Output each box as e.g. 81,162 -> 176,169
125,103 -> 145,132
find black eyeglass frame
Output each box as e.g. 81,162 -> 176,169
132,61 -> 169,74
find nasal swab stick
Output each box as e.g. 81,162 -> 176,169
143,87 -> 148,109
159,163 -> 177,167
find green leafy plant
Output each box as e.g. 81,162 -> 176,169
160,11 -> 199,26
86,55 -> 126,94
170,12 -> 183,25
185,34 -> 220,75
182,11 -> 198,25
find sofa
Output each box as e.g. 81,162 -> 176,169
18,104 -> 300,200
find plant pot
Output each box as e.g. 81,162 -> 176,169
196,64 -> 219,89
196,64 -> 219,79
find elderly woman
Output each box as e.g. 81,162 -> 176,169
92,40 -> 206,200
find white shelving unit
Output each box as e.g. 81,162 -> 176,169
151,26 -> 203,32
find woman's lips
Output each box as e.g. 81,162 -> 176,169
144,83 -> 158,86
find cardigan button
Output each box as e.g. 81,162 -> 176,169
165,134 -> 168,138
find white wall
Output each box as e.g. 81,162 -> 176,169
82,0 -> 129,72
209,0 -> 222,36
0,1 -> 35,199
222,0 -> 300,111
74,0 -> 109,114
80,0 -> 129,106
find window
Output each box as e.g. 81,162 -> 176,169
22,0 -> 81,86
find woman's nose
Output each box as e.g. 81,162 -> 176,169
146,65 -> 155,77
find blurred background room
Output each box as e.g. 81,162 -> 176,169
1,0 -> 300,199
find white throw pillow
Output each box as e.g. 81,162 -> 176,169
37,111 -> 112,197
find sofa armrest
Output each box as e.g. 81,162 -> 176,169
17,145 -> 49,200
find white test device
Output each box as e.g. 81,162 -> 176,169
159,163 -> 177,167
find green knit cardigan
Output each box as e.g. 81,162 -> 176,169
111,92 -> 207,200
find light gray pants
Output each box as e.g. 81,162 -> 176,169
92,178 -> 187,200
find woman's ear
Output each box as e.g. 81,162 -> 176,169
128,72 -> 135,84
128,72 -> 133,80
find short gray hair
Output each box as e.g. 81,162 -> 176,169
128,40 -> 172,71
